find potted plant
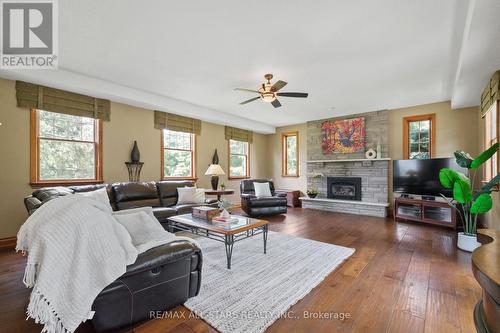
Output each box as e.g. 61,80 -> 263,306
306,188 -> 318,198
220,182 -> 226,190
439,143 -> 499,252
307,173 -> 323,198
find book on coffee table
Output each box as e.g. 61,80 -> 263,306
213,216 -> 239,223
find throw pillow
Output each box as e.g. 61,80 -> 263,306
75,187 -> 113,213
112,206 -> 156,221
114,211 -> 177,253
194,188 -> 206,204
254,182 -> 272,197
177,187 -> 197,204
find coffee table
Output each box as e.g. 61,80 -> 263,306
166,214 -> 268,269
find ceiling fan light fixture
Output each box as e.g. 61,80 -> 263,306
260,92 -> 276,102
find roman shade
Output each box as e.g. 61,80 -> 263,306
154,111 -> 201,135
225,126 -> 253,143
481,70 -> 499,118
16,81 -> 111,121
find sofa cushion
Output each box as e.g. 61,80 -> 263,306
152,207 -> 177,223
172,204 -> 203,215
157,180 -> 195,207
247,196 -> 287,208
112,182 -> 160,210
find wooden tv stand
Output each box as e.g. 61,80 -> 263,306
394,196 -> 457,229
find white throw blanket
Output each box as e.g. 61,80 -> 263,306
16,196 -> 196,333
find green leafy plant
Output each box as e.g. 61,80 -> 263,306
307,173 -> 323,197
439,143 -> 499,235
220,182 -> 226,190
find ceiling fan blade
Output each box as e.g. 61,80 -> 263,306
271,99 -> 282,108
270,80 -> 287,92
234,88 -> 260,94
276,92 -> 308,98
239,96 -> 261,105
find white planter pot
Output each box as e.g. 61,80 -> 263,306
457,232 -> 481,252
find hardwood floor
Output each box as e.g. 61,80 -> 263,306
0,208 -> 481,333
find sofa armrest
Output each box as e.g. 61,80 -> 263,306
241,193 -> 257,199
275,192 -> 287,198
123,240 -> 201,277
24,196 -> 42,215
205,198 -> 218,205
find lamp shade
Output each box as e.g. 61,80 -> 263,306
205,164 -> 225,176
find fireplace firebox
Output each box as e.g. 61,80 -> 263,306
327,177 -> 362,201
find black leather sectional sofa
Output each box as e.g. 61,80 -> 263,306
23,180 -> 213,332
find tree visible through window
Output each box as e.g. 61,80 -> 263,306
403,114 -> 435,160
282,132 -> 299,176
162,129 -> 195,179
229,139 -> 249,178
31,109 -> 102,184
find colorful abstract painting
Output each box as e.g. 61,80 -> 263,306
321,117 -> 365,154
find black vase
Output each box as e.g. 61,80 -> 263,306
131,141 -> 140,162
212,149 -> 219,164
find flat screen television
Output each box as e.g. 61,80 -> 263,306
393,158 -> 466,197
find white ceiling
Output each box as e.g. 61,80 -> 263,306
1,0 -> 499,133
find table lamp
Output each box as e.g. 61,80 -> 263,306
205,164 -> 225,190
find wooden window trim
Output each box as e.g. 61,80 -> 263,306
482,100 -> 499,190
228,139 -> 250,180
282,131 -> 299,177
30,109 -> 103,187
403,113 -> 436,160
160,129 -> 197,181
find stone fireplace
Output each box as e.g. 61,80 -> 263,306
327,177 -> 361,201
300,110 -> 390,217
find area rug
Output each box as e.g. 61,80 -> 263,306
184,231 -> 355,333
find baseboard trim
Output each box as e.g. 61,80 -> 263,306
0,237 -> 17,250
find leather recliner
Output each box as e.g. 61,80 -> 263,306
240,179 -> 287,217
22,181 -> 209,332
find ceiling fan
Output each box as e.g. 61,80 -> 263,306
234,74 -> 308,108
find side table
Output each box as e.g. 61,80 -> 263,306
204,189 -> 235,201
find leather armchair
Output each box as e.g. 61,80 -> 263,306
240,179 -> 287,217
91,240 -> 202,332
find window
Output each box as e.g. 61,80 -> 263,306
484,101 -> 498,183
403,114 -> 435,159
161,129 -> 196,179
282,132 -> 299,177
30,109 -> 102,185
229,139 -> 249,179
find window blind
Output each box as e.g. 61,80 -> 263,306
16,81 -> 110,121
225,126 -> 253,143
154,110 -> 201,135
481,70 -> 499,118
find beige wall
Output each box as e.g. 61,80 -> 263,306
267,124 -> 307,194
389,101 -> 479,160
0,78 -> 269,238
0,78 -> 31,238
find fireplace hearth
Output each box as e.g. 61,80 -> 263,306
327,177 -> 362,201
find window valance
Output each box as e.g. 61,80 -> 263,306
225,126 -> 253,143
481,70 -> 499,118
154,111 -> 201,135
16,81 -> 110,121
